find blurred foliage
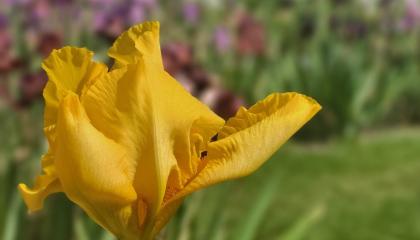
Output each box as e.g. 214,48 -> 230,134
1,0 -> 419,139
1,0 -> 420,239
206,0 -> 420,139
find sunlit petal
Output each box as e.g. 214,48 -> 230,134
170,92 -> 321,201
42,47 -> 107,127
108,21 -> 162,69
83,23 -> 224,226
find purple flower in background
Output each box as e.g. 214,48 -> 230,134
128,4 -> 146,25
129,0 -> 157,24
183,2 -> 200,24
213,26 -> 231,53
101,7 -> 127,39
0,14 -> 20,74
0,14 -> 12,60
92,0 -> 157,39
0,14 -> 7,29
401,0 -> 420,29
132,0 -> 156,8
3,0 -> 31,6
30,0 -> 51,22
89,0 -> 115,7
93,8 -> 107,30
93,3 -> 131,39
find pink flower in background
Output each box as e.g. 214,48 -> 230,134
129,0 -> 157,24
236,13 -> 266,56
401,0 -> 420,29
29,0 -> 51,22
128,4 -> 146,24
3,0 -> 31,6
95,6 -> 127,39
0,14 -> 21,74
213,26 -> 231,53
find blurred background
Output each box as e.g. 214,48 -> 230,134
1,0 -> 420,239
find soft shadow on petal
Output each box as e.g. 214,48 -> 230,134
154,72 -> 224,184
168,92 -> 321,201
56,93 -> 136,204
81,62 -> 170,219
55,93 -> 138,237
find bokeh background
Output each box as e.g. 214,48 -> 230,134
1,0 -> 420,239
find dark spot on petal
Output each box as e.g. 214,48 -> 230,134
200,151 -> 208,160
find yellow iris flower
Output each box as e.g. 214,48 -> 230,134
18,21 -> 321,240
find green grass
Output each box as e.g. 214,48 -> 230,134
165,127 -> 420,240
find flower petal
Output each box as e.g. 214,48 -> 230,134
18,47 -> 107,214
54,93 -> 138,237
108,21 -> 162,69
56,93 -> 136,204
170,92 -> 321,200
42,47 -> 107,127
82,62 -> 223,221
82,22 -> 224,223
18,150 -> 62,212
81,63 -> 171,218
18,173 -> 61,212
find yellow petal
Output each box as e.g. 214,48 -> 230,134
81,62 -> 170,219
55,92 -> 138,237
42,47 -> 108,127
170,92 -> 321,201
18,150 -> 61,212
137,67 -> 223,217
18,174 -> 61,212
151,198 -> 184,237
82,62 -> 223,222
18,47 -> 106,214
56,93 -> 136,204
82,22 -> 224,225
108,21 -> 162,69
